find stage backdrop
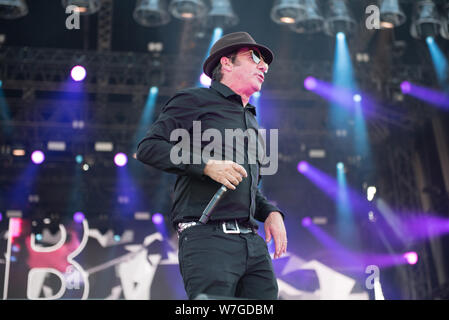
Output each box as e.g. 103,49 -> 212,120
0,217 -> 369,300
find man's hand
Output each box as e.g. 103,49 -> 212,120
203,160 -> 247,190
264,211 -> 287,259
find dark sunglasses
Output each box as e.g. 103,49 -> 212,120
237,49 -> 269,73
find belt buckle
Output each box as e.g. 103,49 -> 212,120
222,219 -> 240,234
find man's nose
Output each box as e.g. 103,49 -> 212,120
258,62 -> 268,74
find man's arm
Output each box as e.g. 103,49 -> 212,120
136,91 -> 206,179
255,188 -> 287,259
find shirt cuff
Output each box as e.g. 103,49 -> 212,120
185,163 -> 207,180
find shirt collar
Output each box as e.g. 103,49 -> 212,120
210,80 -> 257,116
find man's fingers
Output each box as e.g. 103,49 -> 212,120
232,163 -> 247,178
273,233 -> 287,259
225,173 -> 240,188
265,229 -> 272,243
221,178 -> 236,190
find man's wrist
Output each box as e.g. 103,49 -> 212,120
268,211 -> 282,219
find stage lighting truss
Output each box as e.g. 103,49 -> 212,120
0,0 -> 28,19
324,0 -> 356,37
290,0 -> 324,34
61,0 -> 101,15
133,0 -> 171,27
169,0 -> 207,20
441,2 -> 449,39
379,0 -> 406,29
410,0 -> 441,40
270,0 -> 306,25
205,0 -> 239,29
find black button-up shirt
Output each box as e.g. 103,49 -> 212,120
136,81 -> 282,229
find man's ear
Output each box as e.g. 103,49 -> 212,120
220,56 -> 232,72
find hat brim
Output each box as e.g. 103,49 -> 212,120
203,43 -> 274,78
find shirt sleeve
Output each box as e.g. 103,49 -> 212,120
254,188 -> 285,222
136,90 -> 206,179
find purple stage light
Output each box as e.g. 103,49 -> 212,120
114,153 -> 128,167
152,212 -> 164,225
399,83 -> 449,109
297,161 -> 309,173
199,73 -> 211,87
31,150 -> 45,164
73,212 -> 85,223
403,251 -> 418,265
304,76 -> 317,91
400,81 -> 411,94
302,217 -> 312,227
71,65 -> 87,82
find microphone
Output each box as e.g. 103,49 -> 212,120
199,185 -> 228,224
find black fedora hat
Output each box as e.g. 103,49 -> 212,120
203,31 -> 274,78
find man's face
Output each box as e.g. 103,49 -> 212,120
228,47 -> 268,94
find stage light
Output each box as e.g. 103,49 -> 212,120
290,0 -> 324,34
73,211 -> 85,223
353,94 -> 362,102
47,141 -> 66,151
206,0 -> 239,29
403,251 -> 418,265
336,162 -> 344,170
297,161 -> 309,173
400,81 -> 412,94
270,0 -> 306,25
368,211 -> 376,222
82,163 -> 89,171
12,148 -> 25,156
31,150 -> 45,165
380,0 -> 406,28
324,0 -> 356,37
61,0 -> 101,15
150,86 -> 158,95
441,2 -> 449,39
336,31 -> 345,40
0,0 -> 28,19
71,65 -> 87,82
133,0 -> 171,27
302,216 -> 312,227
367,186 -> 377,201
114,152 -> 128,167
304,76 -> 317,90
75,154 -> 83,164
72,120 -> 85,129
134,211 -> 151,220
309,149 -> 326,158
152,212 -> 164,225
169,0 -> 207,20
426,34 -> 448,87
199,73 -> 211,87
95,141 -> 113,152
411,0 -> 441,40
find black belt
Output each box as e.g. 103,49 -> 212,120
177,219 -> 256,235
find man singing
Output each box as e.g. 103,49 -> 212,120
136,32 -> 287,300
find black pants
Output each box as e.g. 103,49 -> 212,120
178,223 -> 279,300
